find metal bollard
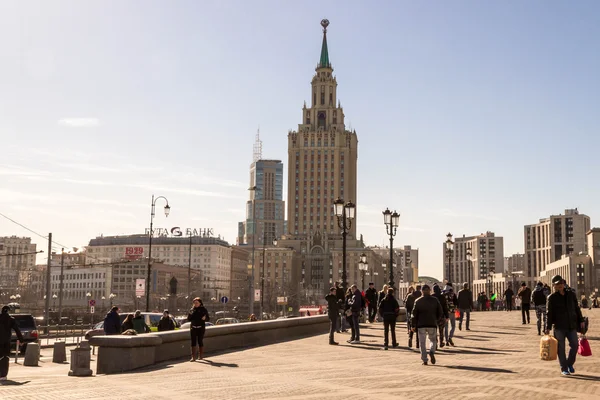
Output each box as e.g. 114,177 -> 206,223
14,340 -> 20,364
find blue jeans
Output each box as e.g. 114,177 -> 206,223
417,327 -> 437,363
445,312 -> 456,341
459,309 -> 470,329
554,329 -> 578,371
352,312 -> 360,341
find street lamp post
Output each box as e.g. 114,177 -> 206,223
52,294 -> 57,311
334,198 -> 356,293
445,233 -> 454,283
248,186 -> 258,317
146,195 -> 170,312
383,208 -> 400,290
101,296 -> 106,312
86,292 -> 92,324
109,293 -> 116,308
358,253 -> 368,291
466,245 -> 472,288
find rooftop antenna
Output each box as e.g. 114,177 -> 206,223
253,127 -> 262,162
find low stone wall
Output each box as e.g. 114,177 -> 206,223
89,315 -> 329,374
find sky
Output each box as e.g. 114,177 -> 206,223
1,1 -> 599,279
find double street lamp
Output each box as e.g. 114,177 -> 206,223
383,208 -> 400,289
358,253 -> 368,290
109,293 -> 116,308
445,233 -> 454,283
146,195 -> 171,312
333,198 -> 356,293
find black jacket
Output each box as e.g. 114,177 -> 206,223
0,312 -> 23,346
457,289 -> 473,310
546,289 -> 583,332
325,293 -> 340,316
158,316 -> 175,331
349,289 -> 362,312
411,295 -> 443,329
365,287 -> 378,304
378,294 -> 399,320
433,288 -> 449,319
504,288 -> 514,299
336,287 -> 345,303
404,292 -> 421,314
532,287 -> 547,306
187,306 -> 210,327
122,319 -> 134,332
518,287 -> 532,304
103,310 -> 121,335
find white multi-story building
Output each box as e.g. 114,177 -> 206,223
447,232 -> 504,286
86,234 -> 233,300
524,208 -> 590,288
370,245 -> 419,284
0,236 -> 37,293
50,265 -> 112,308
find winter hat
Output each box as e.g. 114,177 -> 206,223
1,305 -> 9,314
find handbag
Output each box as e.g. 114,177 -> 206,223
454,309 -> 460,319
578,335 -> 592,357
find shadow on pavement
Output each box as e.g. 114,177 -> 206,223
566,374 -> 600,382
0,380 -> 31,386
441,349 -> 508,356
199,359 -> 239,368
440,365 -> 515,374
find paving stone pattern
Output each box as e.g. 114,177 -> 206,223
3,310 -> 600,399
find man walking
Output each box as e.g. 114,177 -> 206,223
444,283 -> 458,346
378,288 -> 400,350
518,282 -> 532,324
504,286 -> 514,312
0,306 -> 24,382
532,282 -> 547,335
411,285 -> 443,365
348,284 -> 362,344
545,275 -> 585,376
432,284 -> 449,348
325,287 -> 340,345
365,283 -> 378,323
405,285 -> 422,348
457,283 -> 473,331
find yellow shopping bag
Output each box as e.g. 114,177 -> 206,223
540,334 -> 558,361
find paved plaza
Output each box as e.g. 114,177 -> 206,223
2,310 -> 600,399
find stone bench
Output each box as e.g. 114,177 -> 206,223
90,315 -> 329,374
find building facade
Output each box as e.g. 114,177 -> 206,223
524,208 -> 591,287
540,254 -> 594,297
587,228 -> 600,295
370,245 -> 419,284
447,232 -> 504,287
86,234 -> 233,301
50,265 -> 112,309
0,236 -> 37,293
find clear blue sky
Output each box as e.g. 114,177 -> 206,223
1,1 -> 599,279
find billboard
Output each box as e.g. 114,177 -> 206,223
125,247 -> 144,260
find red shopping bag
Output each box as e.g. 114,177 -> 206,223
454,309 -> 460,319
578,336 -> 592,357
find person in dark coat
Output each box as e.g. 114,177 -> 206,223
132,310 -> 150,334
348,285 -> 362,343
405,285 -> 422,348
187,297 -> 209,361
365,283 -> 378,323
378,288 -> 400,350
457,283 -> 473,331
411,285 -> 443,365
504,286 -> 515,312
544,275 -> 585,376
325,287 -> 340,345
103,306 -> 121,335
344,288 -> 354,342
433,284 -> 449,348
518,282 -> 532,324
0,306 -> 24,381
334,282 -> 345,333
158,310 -> 175,332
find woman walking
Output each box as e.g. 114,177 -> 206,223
187,297 -> 209,361
376,284 -> 389,322
379,288 -> 400,350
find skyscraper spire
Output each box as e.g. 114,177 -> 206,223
253,127 -> 262,162
318,19 -> 331,69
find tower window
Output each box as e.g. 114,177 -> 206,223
317,112 -> 326,129
321,86 -> 325,105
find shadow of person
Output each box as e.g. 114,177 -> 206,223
567,374 -> 600,382
440,365 -> 514,374
0,380 -> 31,386
200,359 -> 239,368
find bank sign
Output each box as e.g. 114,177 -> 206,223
144,227 -> 214,237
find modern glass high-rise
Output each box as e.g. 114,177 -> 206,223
241,159 -> 285,247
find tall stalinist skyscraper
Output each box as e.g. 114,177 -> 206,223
287,19 -> 358,239
275,19 -> 382,299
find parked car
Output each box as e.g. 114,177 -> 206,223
84,312 -> 179,339
215,318 -> 240,326
11,314 -> 39,354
